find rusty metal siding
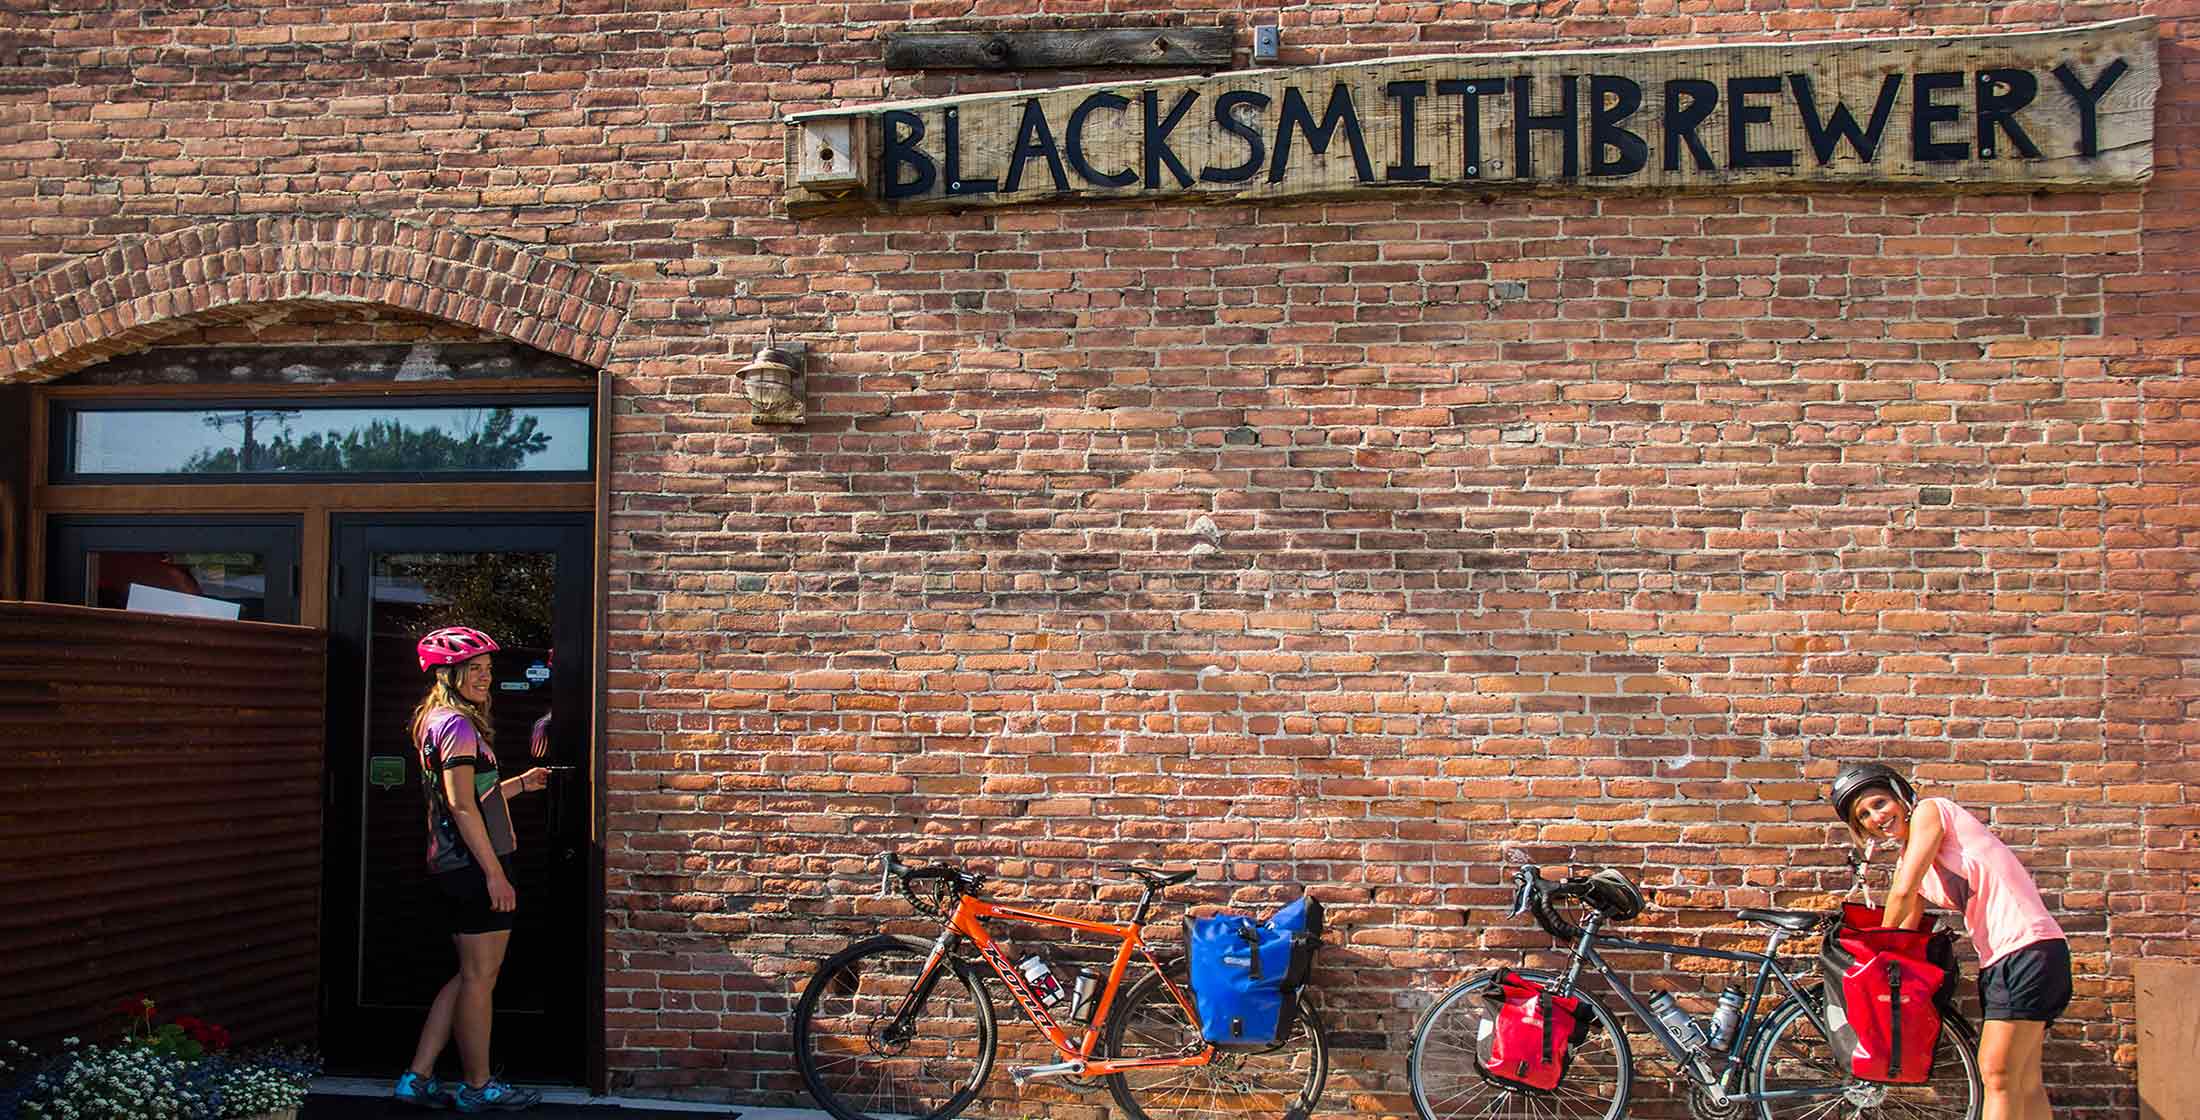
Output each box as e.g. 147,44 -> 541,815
0,602 -> 325,1047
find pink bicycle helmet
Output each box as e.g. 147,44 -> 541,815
417,626 -> 499,672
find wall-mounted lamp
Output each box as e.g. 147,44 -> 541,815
739,328 -> 805,425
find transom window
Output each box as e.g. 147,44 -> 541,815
54,396 -> 592,482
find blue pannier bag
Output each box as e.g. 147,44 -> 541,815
1188,893 -> 1323,1047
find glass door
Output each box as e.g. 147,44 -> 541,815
322,515 -> 592,1080
47,516 -> 301,624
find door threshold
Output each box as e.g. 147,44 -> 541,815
311,1076 -> 832,1118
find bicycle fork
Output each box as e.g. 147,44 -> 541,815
882,929 -> 961,1046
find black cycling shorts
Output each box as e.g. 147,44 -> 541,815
1978,938 -> 2072,1022
432,857 -> 516,936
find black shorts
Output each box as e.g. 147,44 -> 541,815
1979,938 -> 2072,1022
432,858 -> 515,935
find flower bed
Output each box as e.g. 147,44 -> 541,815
2,999 -> 318,1120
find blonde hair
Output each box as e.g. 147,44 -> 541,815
409,663 -> 495,749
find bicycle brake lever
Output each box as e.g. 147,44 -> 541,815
880,851 -> 903,897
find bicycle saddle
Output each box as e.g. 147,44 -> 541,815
1738,908 -> 1826,932
1107,865 -> 1195,888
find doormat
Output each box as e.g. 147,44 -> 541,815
302,1094 -> 739,1119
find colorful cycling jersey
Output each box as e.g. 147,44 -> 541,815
418,707 -> 516,874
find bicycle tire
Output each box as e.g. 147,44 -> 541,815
792,934 -> 998,1120
1102,964 -> 1329,1120
1407,968 -> 1632,1120
1747,986 -> 1981,1120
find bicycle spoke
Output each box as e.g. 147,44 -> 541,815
1409,978 -> 1627,1120
1751,998 -> 1980,1120
1106,970 -> 1326,1120
795,941 -> 989,1120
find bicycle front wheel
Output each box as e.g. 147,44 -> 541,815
1102,964 -> 1329,1120
792,934 -> 998,1120
1407,968 -> 1632,1120
1748,989 -> 1981,1120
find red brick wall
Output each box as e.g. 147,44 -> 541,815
4,3 -> 2195,1117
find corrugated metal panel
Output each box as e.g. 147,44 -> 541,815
0,602 -> 325,1047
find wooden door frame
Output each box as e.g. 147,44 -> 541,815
27,376 -> 612,1093
29,380 -> 595,628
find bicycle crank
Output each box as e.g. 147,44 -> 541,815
1687,1083 -> 1748,1120
1009,1060 -> 1086,1086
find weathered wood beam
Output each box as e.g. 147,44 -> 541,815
884,28 -> 1233,71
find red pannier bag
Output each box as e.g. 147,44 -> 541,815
1820,903 -> 1947,1083
1476,970 -> 1589,1092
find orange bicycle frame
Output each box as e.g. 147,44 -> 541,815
908,892 -> 1215,1075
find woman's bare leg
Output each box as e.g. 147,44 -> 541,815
453,930 -> 512,1088
407,944 -> 463,1079
1979,1020 -> 2050,1120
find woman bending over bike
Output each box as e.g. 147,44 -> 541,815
1831,762 -> 2071,1120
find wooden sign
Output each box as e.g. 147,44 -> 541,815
787,18 -> 2156,212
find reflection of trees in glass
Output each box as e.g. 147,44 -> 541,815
178,408 -> 551,473
385,552 -> 557,649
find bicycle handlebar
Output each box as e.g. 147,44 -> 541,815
879,851 -> 989,917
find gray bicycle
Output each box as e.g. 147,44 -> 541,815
1407,862 -> 1983,1120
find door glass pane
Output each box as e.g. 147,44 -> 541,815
68,403 -> 590,477
358,550 -> 559,1010
85,550 -> 269,620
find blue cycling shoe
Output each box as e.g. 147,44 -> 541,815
454,1078 -> 542,1112
393,1070 -> 453,1110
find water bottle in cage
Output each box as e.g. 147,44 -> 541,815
1647,990 -> 1709,1053
1706,987 -> 1746,1051
1070,968 -> 1102,1023
1019,954 -> 1067,1008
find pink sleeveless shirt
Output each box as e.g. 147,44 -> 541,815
1912,797 -> 2063,967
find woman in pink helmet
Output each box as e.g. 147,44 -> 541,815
393,626 -> 550,1113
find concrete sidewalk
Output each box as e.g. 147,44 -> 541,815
307,1077 -> 832,1120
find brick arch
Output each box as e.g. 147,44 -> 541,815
0,216 -> 631,383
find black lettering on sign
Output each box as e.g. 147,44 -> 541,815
1514,74 -> 1580,179
1588,75 -> 1646,177
1144,89 -> 1199,189
1067,92 -> 1135,188
943,108 -> 996,196
1436,78 -> 1502,178
1003,99 -> 1070,193
1202,90 -> 1270,184
1663,79 -> 1718,172
1911,71 -> 1969,162
1727,75 -> 1794,169
1975,68 -> 2042,158
2053,58 -> 2129,158
1385,80 -> 1432,182
882,110 -> 936,200
1789,73 -> 1903,164
1271,84 -> 1376,184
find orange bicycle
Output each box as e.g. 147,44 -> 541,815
792,853 -> 1330,1120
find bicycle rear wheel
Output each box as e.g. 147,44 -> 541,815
792,934 -> 998,1120
1102,964 -> 1329,1120
1407,968 -> 1631,1120
1748,989 -> 1981,1120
